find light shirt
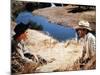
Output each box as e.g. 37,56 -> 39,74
78,32 -> 96,58
16,39 -> 36,62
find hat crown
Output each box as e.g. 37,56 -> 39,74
78,20 -> 90,28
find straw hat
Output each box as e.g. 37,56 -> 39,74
75,20 -> 92,31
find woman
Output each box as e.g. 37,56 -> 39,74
11,23 -> 47,73
12,23 -> 36,61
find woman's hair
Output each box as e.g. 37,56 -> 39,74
13,23 -> 28,40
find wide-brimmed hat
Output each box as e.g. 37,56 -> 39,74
75,20 -> 92,31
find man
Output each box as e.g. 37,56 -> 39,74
75,20 -> 96,64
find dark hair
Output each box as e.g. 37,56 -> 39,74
13,23 -> 28,40
25,2 -> 34,12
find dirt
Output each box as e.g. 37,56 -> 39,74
33,5 -> 96,31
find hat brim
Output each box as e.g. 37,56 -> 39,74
75,26 -> 92,31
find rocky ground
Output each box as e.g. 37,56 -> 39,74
33,5 -> 96,31
11,29 -> 96,74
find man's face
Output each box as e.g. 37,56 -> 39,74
76,28 -> 88,38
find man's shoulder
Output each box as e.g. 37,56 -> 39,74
87,33 -> 95,39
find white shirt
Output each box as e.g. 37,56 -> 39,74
16,40 -> 35,62
77,32 -> 96,58
16,11 -> 35,25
